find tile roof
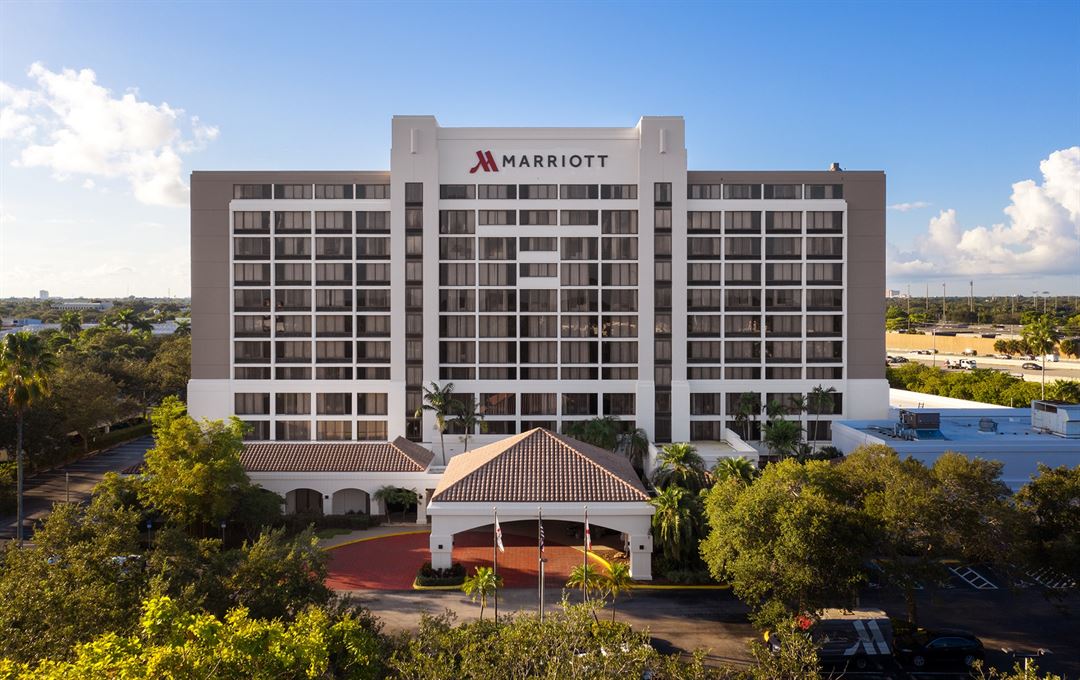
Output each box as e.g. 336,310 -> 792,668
239,437 -> 434,473
431,428 -> 649,503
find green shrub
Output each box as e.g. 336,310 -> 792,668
662,568 -> 716,585
0,462 -> 14,515
415,561 -> 466,586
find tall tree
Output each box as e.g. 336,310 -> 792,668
415,382 -> 460,465
563,415 -> 622,452
807,385 -> 837,450
712,456 -> 757,485
1022,314 -> 1061,400
0,331 -> 56,543
649,485 -> 697,564
453,397 -> 486,452
733,392 -> 760,441
616,427 -> 650,473
462,566 -> 502,620
602,562 -> 634,622
173,318 -> 191,336
762,418 -> 803,460
58,311 -> 82,337
1014,464 -> 1080,584
652,442 -> 708,492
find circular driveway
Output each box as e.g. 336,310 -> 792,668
326,528 -> 601,591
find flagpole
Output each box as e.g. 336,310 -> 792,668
538,506 -> 544,622
493,506 -> 499,625
583,505 -> 588,604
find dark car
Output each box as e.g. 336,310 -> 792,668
895,629 -> 984,670
1021,362 -> 1043,370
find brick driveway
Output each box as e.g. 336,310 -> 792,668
326,526 -> 600,591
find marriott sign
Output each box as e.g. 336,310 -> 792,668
469,150 -> 610,173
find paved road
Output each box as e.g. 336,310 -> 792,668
890,352 -> 1080,383
0,436 -> 153,539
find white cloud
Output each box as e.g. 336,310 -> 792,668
0,63 -> 218,207
888,201 -> 931,212
888,146 -> 1080,279
81,178 -> 95,190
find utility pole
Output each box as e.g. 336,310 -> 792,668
942,282 -> 947,324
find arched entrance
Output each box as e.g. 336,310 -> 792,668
332,488 -> 370,515
286,488 -> 324,515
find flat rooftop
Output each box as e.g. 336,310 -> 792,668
841,408 -> 1080,447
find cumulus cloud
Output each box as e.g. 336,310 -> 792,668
888,201 -> 931,212
888,147 -> 1080,279
0,63 -> 218,207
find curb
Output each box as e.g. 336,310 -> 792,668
324,529 -> 431,551
573,548 -> 729,589
412,578 -> 464,591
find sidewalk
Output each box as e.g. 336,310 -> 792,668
318,523 -> 430,550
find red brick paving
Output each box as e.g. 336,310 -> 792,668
325,528 -> 599,591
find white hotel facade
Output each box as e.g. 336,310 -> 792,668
186,116 -> 887,546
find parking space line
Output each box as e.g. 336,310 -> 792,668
949,565 -> 997,590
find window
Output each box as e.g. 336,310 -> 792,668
520,236 -> 557,251
724,289 -> 760,311
561,315 -> 598,338
478,341 -> 515,364
440,184 -> 475,199
601,237 -> 637,260
520,341 -> 558,363
766,211 -> 801,232
439,263 -> 474,286
561,289 -> 598,313
560,210 -> 598,226
234,263 -> 270,285
314,421 -> 350,440
654,208 -> 672,230
234,211 -> 270,232
520,210 -> 557,226
687,262 -> 721,285
561,341 -> 598,364
235,315 -> 271,337
234,184 -> 271,199
275,289 -> 309,311
561,263 -> 598,286
404,182 -> 423,205
725,341 -> 761,363
766,341 -> 801,363
602,315 -> 637,338
317,393 -> 352,415
439,237 -> 474,260
766,315 -> 801,337
688,289 -> 724,311
478,263 -> 515,286
763,184 -> 802,199
275,184 -> 312,199
688,341 -> 724,363
276,393 -> 310,415
690,393 -> 724,416
805,184 -> 843,199
520,316 -> 558,338
603,342 -> 638,364
274,237 -> 310,259
602,210 -> 638,234
440,289 -> 474,312
315,263 -> 351,285
807,263 -> 843,284
521,393 -> 557,416
354,289 -> 389,311
724,237 -> 760,259
766,367 -> 801,380
725,263 -> 760,285
563,394 -> 598,416
601,184 -> 637,199
806,211 -> 843,232
766,289 -> 802,311
520,263 -> 558,278
688,211 -> 722,232
654,183 -> 672,205
440,315 -> 475,338
602,289 -> 637,312
276,421 -> 310,441
358,393 -> 388,415
766,263 -> 801,285
275,212 -> 311,233
275,263 -> 310,285
519,289 -> 557,312
806,315 -> 842,337
477,184 -> 517,199
688,315 -> 725,337
356,184 -> 390,199
723,184 -> 761,199
356,421 -> 388,440
479,315 -> 515,338
355,211 -> 390,232
356,263 -> 391,285
315,315 -> 351,337
235,393 -> 270,415
355,237 -> 391,259
725,211 -> 761,233
766,237 -> 802,259
316,237 -> 351,259
807,237 -> 843,259
479,237 -> 515,260
561,237 -> 598,261
439,210 -> 475,234
241,421 -> 270,441
518,184 -> 557,199
314,184 -> 353,200
603,263 -> 638,286
687,184 -> 721,199
316,340 -> 352,363
314,212 -> 351,234
439,341 -> 475,364
807,341 -> 843,363
478,210 -> 516,226
479,289 -> 516,312
560,184 -> 599,200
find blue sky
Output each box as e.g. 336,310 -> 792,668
1,1 -> 1078,297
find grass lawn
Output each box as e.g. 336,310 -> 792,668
316,528 -> 353,540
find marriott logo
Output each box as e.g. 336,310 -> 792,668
469,150 -> 609,173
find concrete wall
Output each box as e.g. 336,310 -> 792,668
886,332 -> 1006,356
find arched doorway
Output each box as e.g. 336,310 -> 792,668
332,488 -> 370,515
286,488 -> 323,515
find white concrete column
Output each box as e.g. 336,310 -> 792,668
671,380 -> 690,442
430,533 -> 454,569
415,489 -> 428,524
321,493 -> 334,517
627,533 -> 653,580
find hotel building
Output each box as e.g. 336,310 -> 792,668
188,115 -> 887,458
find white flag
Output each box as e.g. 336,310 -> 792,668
495,516 -> 505,552
584,512 -> 592,551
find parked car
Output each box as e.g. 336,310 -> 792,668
1021,353 -> 1037,360
961,348 -> 978,356
766,609 -> 895,672
1021,362 -> 1043,370
959,359 -> 977,370
891,356 -> 909,364
895,628 -> 984,670
995,354 -> 1013,360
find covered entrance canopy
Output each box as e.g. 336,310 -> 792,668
427,428 -> 655,580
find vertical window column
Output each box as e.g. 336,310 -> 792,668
404,182 -> 424,441
654,183 -> 673,443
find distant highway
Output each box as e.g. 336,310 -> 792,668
888,350 -> 1080,382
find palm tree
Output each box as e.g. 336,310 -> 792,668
453,398 -> 486,452
566,562 -> 604,603
1022,314 -> 1061,400
462,566 -> 502,620
114,308 -> 141,333
415,382 -> 460,465
762,418 -> 802,460
788,394 -> 808,437
58,311 -> 82,337
616,427 -> 649,473
173,319 -> 191,336
650,486 -> 694,564
764,399 -> 787,421
564,415 -> 621,451
0,331 -> 56,544
603,562 -> 634,622
712,456 -> 756,485
733,393 -> 760,441
808,385 -> 837,451
652,442 -> 707,491
373,486 -> 418,522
